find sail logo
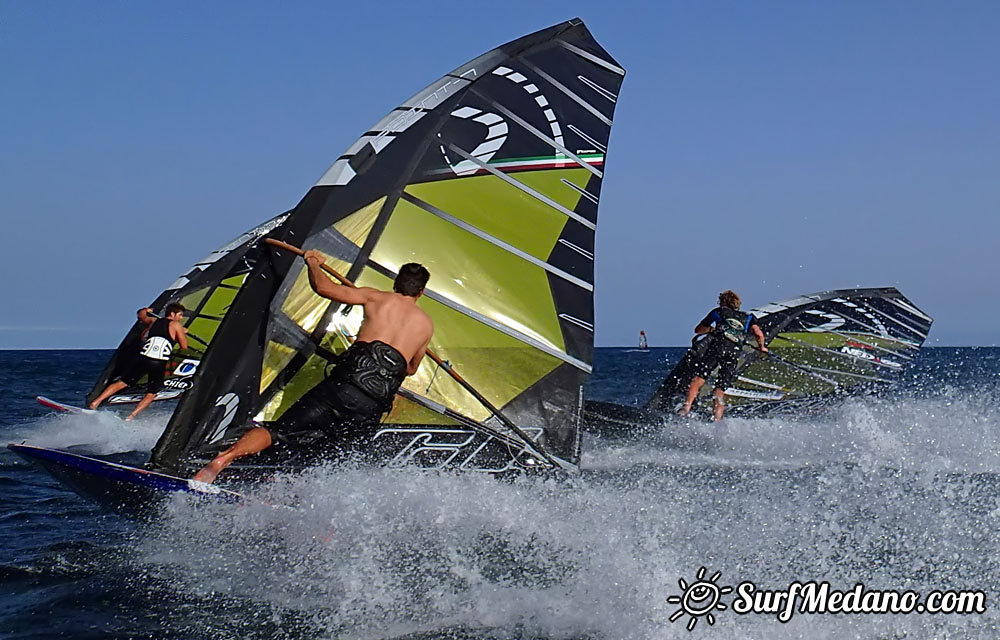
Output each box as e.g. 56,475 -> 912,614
445,106 -> 509,175
173,358 -> 200,377
206,393 -> 240,444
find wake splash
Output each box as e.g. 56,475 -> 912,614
585,382 -> 1000,474
5,408 -> 169,455
130,443 -> 1000,638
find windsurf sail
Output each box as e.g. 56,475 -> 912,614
84,212 -> 289,407
150,19 -> 624,475
648,287 -> 933,413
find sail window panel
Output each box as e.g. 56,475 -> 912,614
260,341 -> 296,394
220,274 -> 248,289
370,200 -> 566,353
197,284 -> 239,319
178,288 -> 209,314
184,317 -> 219,352
383,395 -> 464,426
355,268 -> 563,424
258,353 -> 332,422
328,196 -> 384,249
405,170 -> 588,261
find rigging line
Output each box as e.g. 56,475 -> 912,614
861,303 -> 929,341
444,143 -> 596,230
366,259 -> 591,373
519,60 -> 613,126
400,191 -> 593,291
770,334 -> 905,371
264,238 -> 561,469
469,88 -> 602,178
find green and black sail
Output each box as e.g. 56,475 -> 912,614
648,287 -> 933,413
151,19 -> 624,474
85,212 -> 289,407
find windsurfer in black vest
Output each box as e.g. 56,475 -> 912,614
679,290 -> 768,421
89,303 -> 188,420
192,252 -> 434,484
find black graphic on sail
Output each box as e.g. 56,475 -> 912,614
85,213 -> 289,407
150,19 -> 624,475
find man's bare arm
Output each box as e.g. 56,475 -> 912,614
407,335 -> 432,376
170,322 -> 189,350
303,250 -> 373,306
750,325 -> 768,351
694,324 -> 712,335
137,307 -> 156,326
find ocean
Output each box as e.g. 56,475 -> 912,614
2,347 -> 1000,639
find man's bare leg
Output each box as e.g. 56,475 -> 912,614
88,381 -> 128,410
680,376 -> 706,416
713,388 -> 726,422
126,393 -> 156,421
192,427 -> 273,484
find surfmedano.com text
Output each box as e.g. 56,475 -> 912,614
733,581 -> 986,623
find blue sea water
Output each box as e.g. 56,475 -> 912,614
3,347 -> 1000,639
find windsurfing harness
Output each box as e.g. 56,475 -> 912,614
329,340 -> 407,411
139,318 -> 175,361
702,307 -> 755,355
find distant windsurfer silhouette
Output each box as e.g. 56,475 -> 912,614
192,251 -> 433,484
679,290 -> 767,421
89,303 -> 188,420
639,330 -> 648,350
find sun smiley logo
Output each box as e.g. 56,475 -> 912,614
667,567 -> 733,631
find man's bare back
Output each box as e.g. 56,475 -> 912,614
304,250 -> 433,373
191,253 -> 433,484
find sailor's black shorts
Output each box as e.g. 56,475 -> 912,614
268,378 -> 385,453
691,350 -> 740,390
117,355 -> 166,394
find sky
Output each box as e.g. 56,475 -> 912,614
2,1 -> 998,348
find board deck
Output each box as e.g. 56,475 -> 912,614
8,443 -> 242,512
36,395 -> 95,414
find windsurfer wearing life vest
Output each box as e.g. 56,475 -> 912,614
192,251 -> 434,484
679,290 -> 768,421
89,303 -> 188,419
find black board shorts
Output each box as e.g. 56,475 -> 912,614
268,378 -> 386,455
117,355 -> 166,394
691,349 -> 740,390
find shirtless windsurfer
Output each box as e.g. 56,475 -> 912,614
192,250 -> 433,483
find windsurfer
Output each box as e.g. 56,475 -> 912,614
89,304 -> 188,419
679,290 -> 767,421
192,252 -> 433,483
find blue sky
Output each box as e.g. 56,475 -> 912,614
2,1 -> 997,348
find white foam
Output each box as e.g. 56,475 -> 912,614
8,407 -> 169,454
